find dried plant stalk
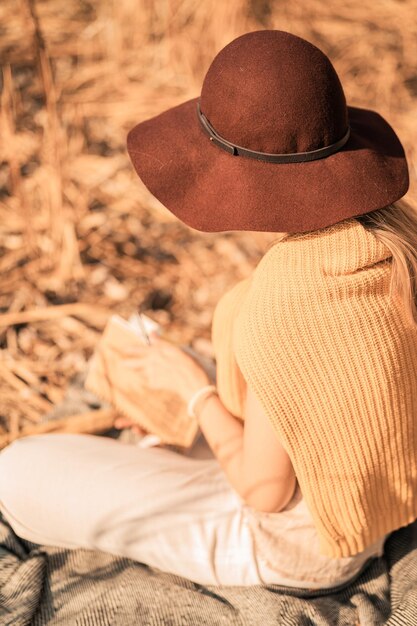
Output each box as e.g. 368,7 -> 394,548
0,0 -> 415,434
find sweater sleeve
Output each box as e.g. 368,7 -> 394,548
211,276 -> 253,419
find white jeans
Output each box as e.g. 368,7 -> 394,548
0,432 -> 383,589
0,432 -> 285,587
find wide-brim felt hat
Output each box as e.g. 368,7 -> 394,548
127,30 -> 409,234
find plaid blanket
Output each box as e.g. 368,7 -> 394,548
2,372 -> 417,625
1,509 -> 417,625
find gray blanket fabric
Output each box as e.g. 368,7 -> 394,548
1,512 -> 417,626
2,372 -> 417,625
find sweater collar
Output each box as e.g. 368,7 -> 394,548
266,218 -> 392,276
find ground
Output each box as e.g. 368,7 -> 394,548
0,0 -> 416,437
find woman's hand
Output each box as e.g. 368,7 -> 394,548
113,416 -> 148,435
120,332 -> 211,404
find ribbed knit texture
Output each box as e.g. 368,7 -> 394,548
211,217 -> 417,559
4,505 -> 417,625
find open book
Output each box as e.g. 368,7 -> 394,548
84,313 -> 201,449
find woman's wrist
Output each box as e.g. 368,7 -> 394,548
187,384 -> 219,420
195,388 -> 219,422
195,391 -> 221,425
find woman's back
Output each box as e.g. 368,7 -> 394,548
212,216 -> 417,562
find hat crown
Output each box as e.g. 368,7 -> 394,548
200,30 -> 348,154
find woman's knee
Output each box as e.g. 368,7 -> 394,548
0,435 -> 86,545
0,434 -> 50,469
0,436 -> 29,479
0,439 -> 26,523
0,435 -> 51,508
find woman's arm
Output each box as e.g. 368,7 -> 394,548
119,332 -> 296,512
197,385 -> 297,513
196,393 -> 245,491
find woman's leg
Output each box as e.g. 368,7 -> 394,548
0,433 -> 264,586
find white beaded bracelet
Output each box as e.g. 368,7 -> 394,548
187,384 -> 218,420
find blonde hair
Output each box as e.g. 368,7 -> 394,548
355,199 -> 417,328
265,198 -> 417,329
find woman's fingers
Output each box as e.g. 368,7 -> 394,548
132,425 -> 146,435
123,358 -> 145,369
114,417 -> 148,436
114,417 -> 136,428
121,345 -> 150,355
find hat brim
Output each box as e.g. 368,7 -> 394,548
127,96 -> 409,234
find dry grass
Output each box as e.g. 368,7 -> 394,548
0,0 -> 416,433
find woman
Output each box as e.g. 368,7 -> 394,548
0,30 -> 416,590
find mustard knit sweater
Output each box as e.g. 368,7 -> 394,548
211,217 -> 417,559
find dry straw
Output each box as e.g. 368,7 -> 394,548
0,0 -> 415,435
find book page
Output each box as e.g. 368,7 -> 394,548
84,314 -> 200,448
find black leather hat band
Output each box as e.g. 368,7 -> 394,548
196,101 -> 351,164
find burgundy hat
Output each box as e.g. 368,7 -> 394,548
127,30 -> 409,234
